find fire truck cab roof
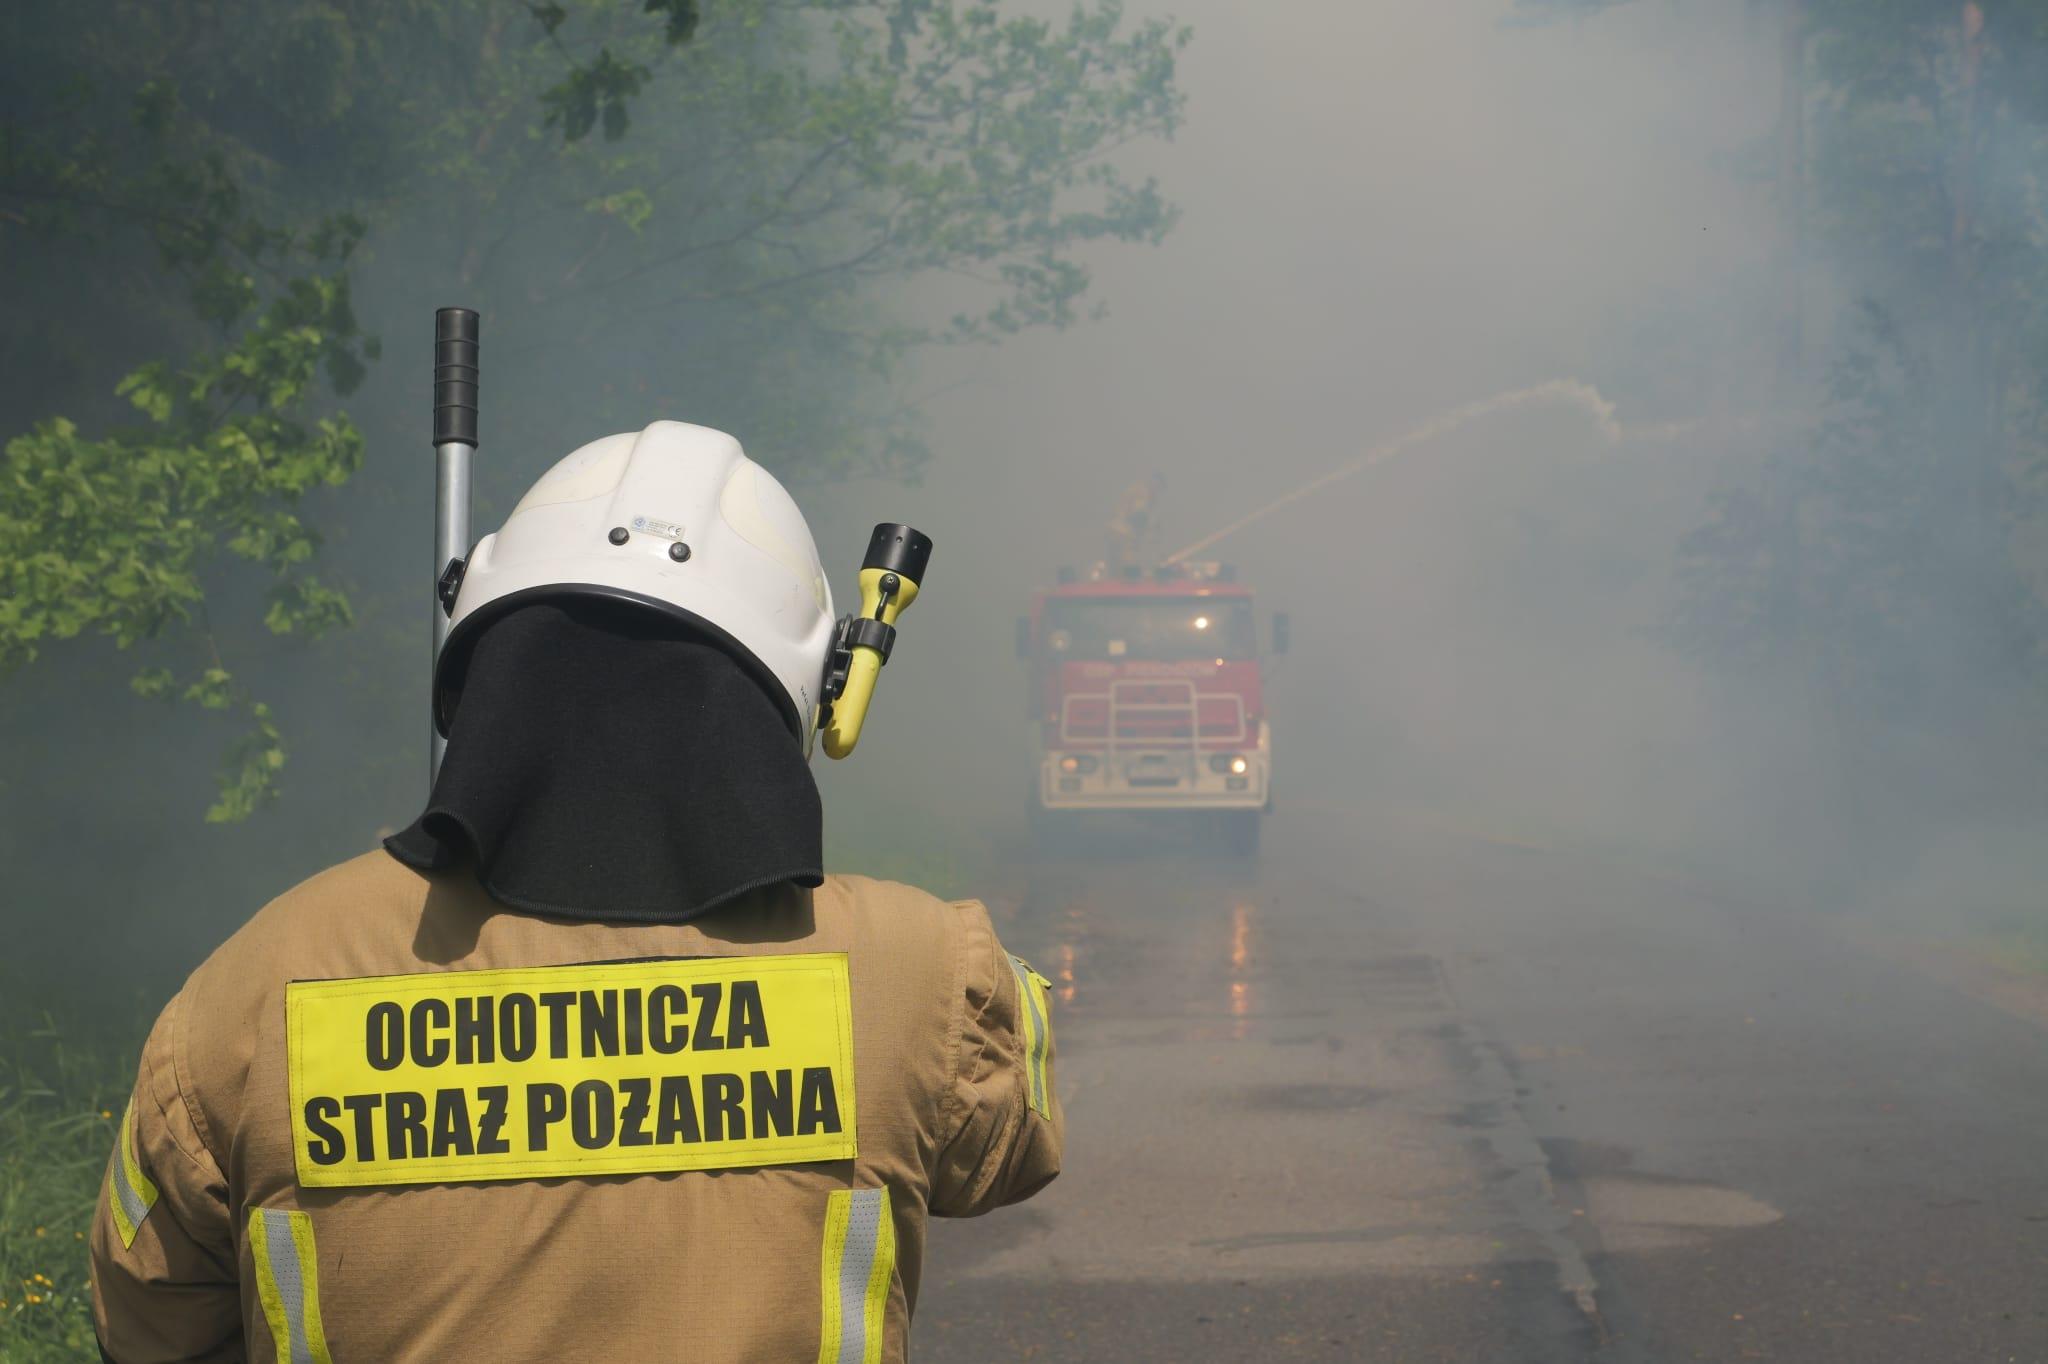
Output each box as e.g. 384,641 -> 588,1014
1043,562 -> 1250,599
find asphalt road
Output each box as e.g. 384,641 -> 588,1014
913,806 -> 2048,1363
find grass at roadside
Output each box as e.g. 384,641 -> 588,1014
0,996 -> 142,1363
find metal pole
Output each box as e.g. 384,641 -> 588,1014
432,307 -> 479,785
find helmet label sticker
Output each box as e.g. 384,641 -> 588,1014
285,953 -> 857,1187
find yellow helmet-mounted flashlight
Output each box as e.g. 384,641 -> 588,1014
821,523 -> 933,759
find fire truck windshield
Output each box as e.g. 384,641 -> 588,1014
1043,598 -> 1256,661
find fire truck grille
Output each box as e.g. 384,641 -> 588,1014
1059,686 -> 1249,746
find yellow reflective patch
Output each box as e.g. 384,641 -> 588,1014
817,1187 -> 895,1364
107,1100 -> 159,1249
106,1178 -> 135,1250
249,1207 -> 332,1364
287,954 -> 857,1187
1007,955 -> 1053,1118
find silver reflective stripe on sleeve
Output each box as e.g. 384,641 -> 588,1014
106,1101 -> 159,1249
107,1153 -> 151,1241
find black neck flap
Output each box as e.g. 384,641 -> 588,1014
385,600 -> 823,923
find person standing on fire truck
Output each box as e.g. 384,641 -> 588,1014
89,421 -> 1061,1362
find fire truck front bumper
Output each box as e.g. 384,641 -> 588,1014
1039,745 -> 1270,812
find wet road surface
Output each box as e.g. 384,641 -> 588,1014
914,807 -> 2048,1362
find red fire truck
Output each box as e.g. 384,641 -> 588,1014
1019,562 -> 1287,856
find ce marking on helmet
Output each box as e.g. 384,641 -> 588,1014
630,515 -> 686,542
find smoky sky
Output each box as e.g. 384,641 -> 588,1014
817,1 -> 1807,856
9,1 -> 2039,990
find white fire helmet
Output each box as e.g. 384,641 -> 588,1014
435,421 -> 837,751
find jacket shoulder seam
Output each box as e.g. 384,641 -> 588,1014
139,987 -> 225,1179
934,899 -> 985,1146
164,989 -> 226,1177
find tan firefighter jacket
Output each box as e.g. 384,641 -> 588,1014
90,850 -> 1061,1363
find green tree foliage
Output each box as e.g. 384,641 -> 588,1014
0,0 -> 1188,819
0,38 -> 378,819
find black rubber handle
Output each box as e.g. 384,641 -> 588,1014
433,307 -> 479,447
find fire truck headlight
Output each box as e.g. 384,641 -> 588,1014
1059,754 -> 1099,775
1209,753 -> 1251,775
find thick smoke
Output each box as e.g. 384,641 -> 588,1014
845,0 -> 2046,927
7,0 -> 2045,987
